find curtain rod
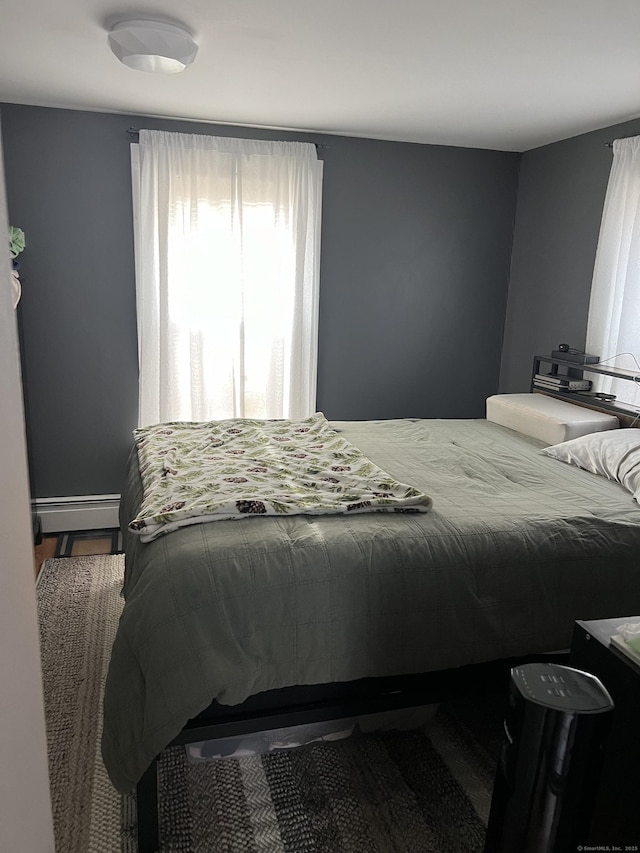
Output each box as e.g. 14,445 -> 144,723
126,126 -> 328,150
604,135 -> 640,148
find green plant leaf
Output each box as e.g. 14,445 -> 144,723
9,226 -> 25,259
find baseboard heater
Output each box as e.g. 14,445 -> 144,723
36,494 -> 121,534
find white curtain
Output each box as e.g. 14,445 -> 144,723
131,129 -> 323,426
586,136 -> 640,402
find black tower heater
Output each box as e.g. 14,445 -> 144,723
484,662 -> 614,853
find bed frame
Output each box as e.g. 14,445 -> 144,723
135,649 -> 567,852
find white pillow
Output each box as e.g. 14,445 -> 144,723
542,429 -> 640,500
486,394 -> 619,445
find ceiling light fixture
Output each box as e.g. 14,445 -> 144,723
108,20 -> 198,74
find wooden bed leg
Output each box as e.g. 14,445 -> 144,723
136,758 -> 159,853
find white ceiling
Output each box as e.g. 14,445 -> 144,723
2,0 -> 640,152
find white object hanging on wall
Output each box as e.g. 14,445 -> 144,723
10,270 -> 20,308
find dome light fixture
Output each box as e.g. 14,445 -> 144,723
108,20 -> 198,74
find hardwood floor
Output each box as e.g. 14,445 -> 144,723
34,534 -> 57,579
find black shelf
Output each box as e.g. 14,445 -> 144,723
531,355 -> 640,423
533,354 -> 640,383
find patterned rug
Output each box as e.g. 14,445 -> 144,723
37,555 -> 501,853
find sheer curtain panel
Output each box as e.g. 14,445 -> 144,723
586,136 -> 640,402
132,130 -> 323,426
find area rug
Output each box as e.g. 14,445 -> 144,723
37,555 -> 500,853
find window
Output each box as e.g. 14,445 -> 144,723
586,136 -> 640,403
131,130 -> 323,426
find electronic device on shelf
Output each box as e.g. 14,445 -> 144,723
533,373 -> 592,391
551,344 -> 600,365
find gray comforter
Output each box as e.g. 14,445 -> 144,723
102,418 -> 640,793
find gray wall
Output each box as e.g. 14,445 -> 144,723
500,117 -> 640,392
1,104 -> 520,497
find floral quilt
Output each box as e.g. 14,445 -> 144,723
128,412 -> 432,541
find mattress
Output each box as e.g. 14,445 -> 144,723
102,417 -> 640,793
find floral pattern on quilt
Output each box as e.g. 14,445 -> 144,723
129,412 -> 432,541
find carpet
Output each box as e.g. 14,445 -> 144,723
37,555 -> 501,853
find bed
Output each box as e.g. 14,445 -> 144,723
102,410 -> 640,851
